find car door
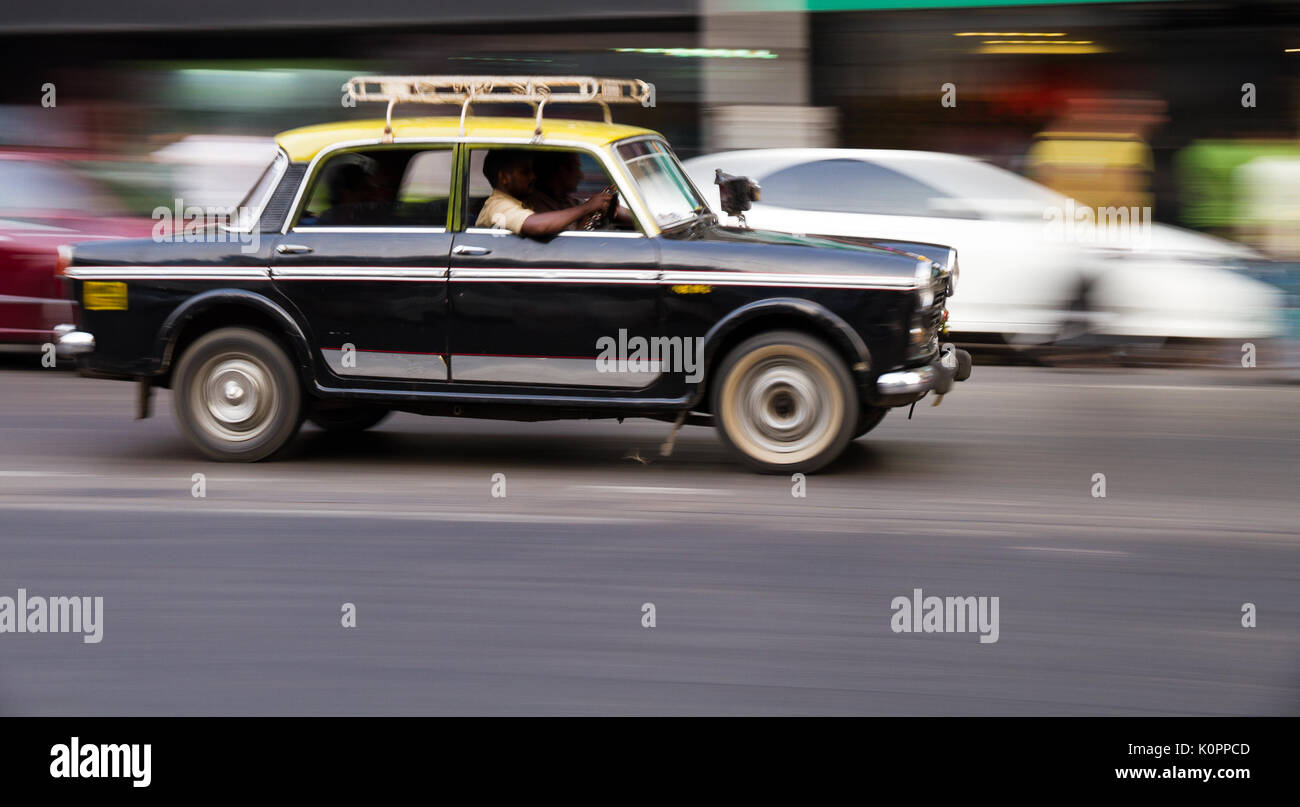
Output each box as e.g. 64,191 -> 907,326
271,145 -> 456,386
447,145 -> 661,390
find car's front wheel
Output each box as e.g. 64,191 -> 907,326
711,330 -> 857,473
172,327 -> 303,462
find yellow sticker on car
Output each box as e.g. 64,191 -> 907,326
83,281 -> 128,310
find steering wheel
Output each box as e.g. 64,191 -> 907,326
582,186 -> 619,231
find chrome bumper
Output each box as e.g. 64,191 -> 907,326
875,343 -> 972,405
54,324 -> 95,357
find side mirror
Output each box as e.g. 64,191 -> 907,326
714,169 -> 762,222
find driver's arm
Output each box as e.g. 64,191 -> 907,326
520,190 -> 615,238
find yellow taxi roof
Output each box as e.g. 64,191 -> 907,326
276,116 -> 659,163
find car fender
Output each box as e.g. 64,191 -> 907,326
701,297 -> 873,385
156,288 -> 314,376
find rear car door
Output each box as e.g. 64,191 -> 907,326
272,145 -> 456,386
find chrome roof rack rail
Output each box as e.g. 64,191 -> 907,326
344,75 -> 656,143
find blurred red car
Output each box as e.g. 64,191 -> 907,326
0,152 -> 154,349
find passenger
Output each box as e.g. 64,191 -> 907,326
318,160 -> 389,226
476,149 -> 616,237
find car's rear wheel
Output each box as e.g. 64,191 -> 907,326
711,330 -> 857,473
172,327 -> 303,462
853,406 -> 888,439
308,406 -> 390,433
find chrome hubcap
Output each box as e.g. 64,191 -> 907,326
193,355 -> 276,442
736,359 -> 831,455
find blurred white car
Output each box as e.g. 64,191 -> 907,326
683,149 -> 1283,345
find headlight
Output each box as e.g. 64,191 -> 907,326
914,258 -> 938,307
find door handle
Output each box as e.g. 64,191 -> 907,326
276,244 -> 314,255
453,245 -> 492,256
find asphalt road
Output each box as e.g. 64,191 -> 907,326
0,359 -> 1296,715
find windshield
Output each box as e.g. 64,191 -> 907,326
616,139 -> 707,229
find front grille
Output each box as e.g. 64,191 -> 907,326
929,284 -> 948,333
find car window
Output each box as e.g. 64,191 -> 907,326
296,147 -> 453,228
466,147 -> 636,232
758,158 -> 953,217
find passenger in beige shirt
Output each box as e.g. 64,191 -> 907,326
476,149 -> 617,237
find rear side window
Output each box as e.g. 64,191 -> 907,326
295,146 -> 455,228
758,158 -> 952,217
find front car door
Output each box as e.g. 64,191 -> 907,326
447,143 -> 661,391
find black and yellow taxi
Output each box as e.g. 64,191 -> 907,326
56,76 -> 970,473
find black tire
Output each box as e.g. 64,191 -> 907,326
171,326 -> 303,462
308,406 -> 391,433
853,406 -> 888,439
710,330 -> 857,474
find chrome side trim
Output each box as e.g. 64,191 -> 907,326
452,355 -> 660,388
64,266 -> 271,280
291,226 -> 448,234
660,271 -> 915,290
272,266 -> 448,280
460,228 -> 644,239
555,230 -> 646,239
450,267 -> 658,283
321,348 -> 447,381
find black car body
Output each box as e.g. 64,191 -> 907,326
57,85 -> 970,473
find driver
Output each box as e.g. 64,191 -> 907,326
525,151 -> 584,212
476,150 -> 615,238
526,151 -> 636,229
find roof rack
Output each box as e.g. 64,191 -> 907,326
344,75 -> 656,143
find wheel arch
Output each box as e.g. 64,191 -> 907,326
696,298 -> 872,407
155,289 -> 314,389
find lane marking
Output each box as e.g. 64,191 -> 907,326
1040,383 -> 1274,393
1009,545 -> 1129,556
574,480 -> 728,493
0,499 -> 650,524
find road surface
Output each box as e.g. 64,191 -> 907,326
0,360 -> 1296,714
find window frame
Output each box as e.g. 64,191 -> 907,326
285,142 -> 458,234
455,141 -> 651,237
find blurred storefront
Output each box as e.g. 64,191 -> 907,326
2,1 -> 1299,234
